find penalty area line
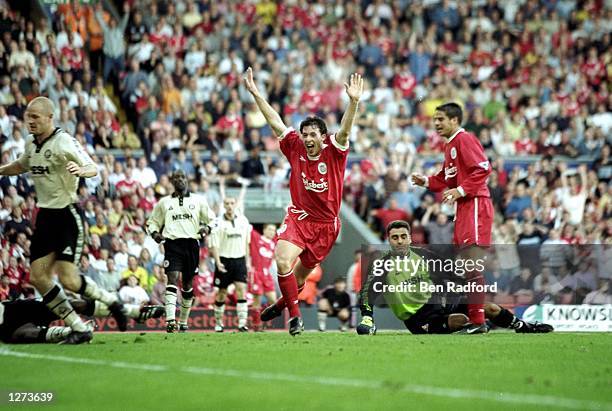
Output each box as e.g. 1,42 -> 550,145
0,348 -> 609,411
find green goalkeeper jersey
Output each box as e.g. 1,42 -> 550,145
360,248 -> 433,321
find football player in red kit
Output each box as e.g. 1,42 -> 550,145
412,102 -> 493,334
249,224 -> 278,331
244,67 -> 363,335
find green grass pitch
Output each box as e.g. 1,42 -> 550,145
1,332 -> 611,411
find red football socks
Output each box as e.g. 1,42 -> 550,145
467,273 -> 486,325
277,271 -> 302,318
272,283 -> 305,311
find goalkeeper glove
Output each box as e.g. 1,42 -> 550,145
356,316 -> 376,335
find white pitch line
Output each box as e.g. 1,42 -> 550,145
1,348 -> 610,411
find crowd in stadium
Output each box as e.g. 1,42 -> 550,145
0,0 -> 610,312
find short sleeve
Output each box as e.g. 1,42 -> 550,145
16,138 -> 31,169
278,127 -> 300,158
62,133 -> 94,166
328,133 -> 349,153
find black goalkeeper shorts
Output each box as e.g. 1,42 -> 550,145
0,300 -> 56,343
402,294 -> 469,334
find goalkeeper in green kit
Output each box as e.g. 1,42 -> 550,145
357,221 -> 553,335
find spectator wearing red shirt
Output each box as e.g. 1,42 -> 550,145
581,47 -> 606,88
116,167 -> 142,208
515,131 -> 537,155
138,187 -> 157,214
214,104 -> 244,137
299,80 -> 324,113
393,64 -> 417,98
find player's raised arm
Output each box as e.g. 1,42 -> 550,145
336,73 -> 364,147
243,67 -> 287,137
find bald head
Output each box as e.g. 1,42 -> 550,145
25,96 -> 55,138
27,96 -> 55,116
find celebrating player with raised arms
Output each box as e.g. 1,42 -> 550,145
244,67 -> 363,335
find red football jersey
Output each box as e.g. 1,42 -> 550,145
250,229 -> 275,275
279,128 -> 349,221
427,128 -> 491,198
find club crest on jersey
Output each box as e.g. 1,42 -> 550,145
301,172 -> 328,193
450,147 -> 457,159
44,149 -> 52,159
318,162 -> 327,174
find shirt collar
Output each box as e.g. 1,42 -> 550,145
172,191 -> 190,198
33,127 -> 61,152
447,128 -> 464,143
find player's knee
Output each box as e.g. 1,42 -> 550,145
235,282 -> 246,298
317,298 -> 330,312
485,303 -> 501,318
30,261 -> 52,287
216,289 -> 227,301
448,314 -> 469,331
57,272 -> 82,292
275,255 -> 294,275
338,309 -> 350,321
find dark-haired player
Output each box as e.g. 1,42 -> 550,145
244,67 -> 363,335
147,170 -> 216,333
412,103 -> 494,334
0,96 -> 127,344
357,221 -> 553,335
0,297 -> 163,344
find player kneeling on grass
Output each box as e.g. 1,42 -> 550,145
0,297 -> 163,344
356,221 -> 553,335
317,277 -> 351,332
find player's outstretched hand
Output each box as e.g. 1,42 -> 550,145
244,67 -> 259,96
344,73 -> 364,102
356,316 -> 376,335
411,173 -> 427,187
66,161 -> 81,176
